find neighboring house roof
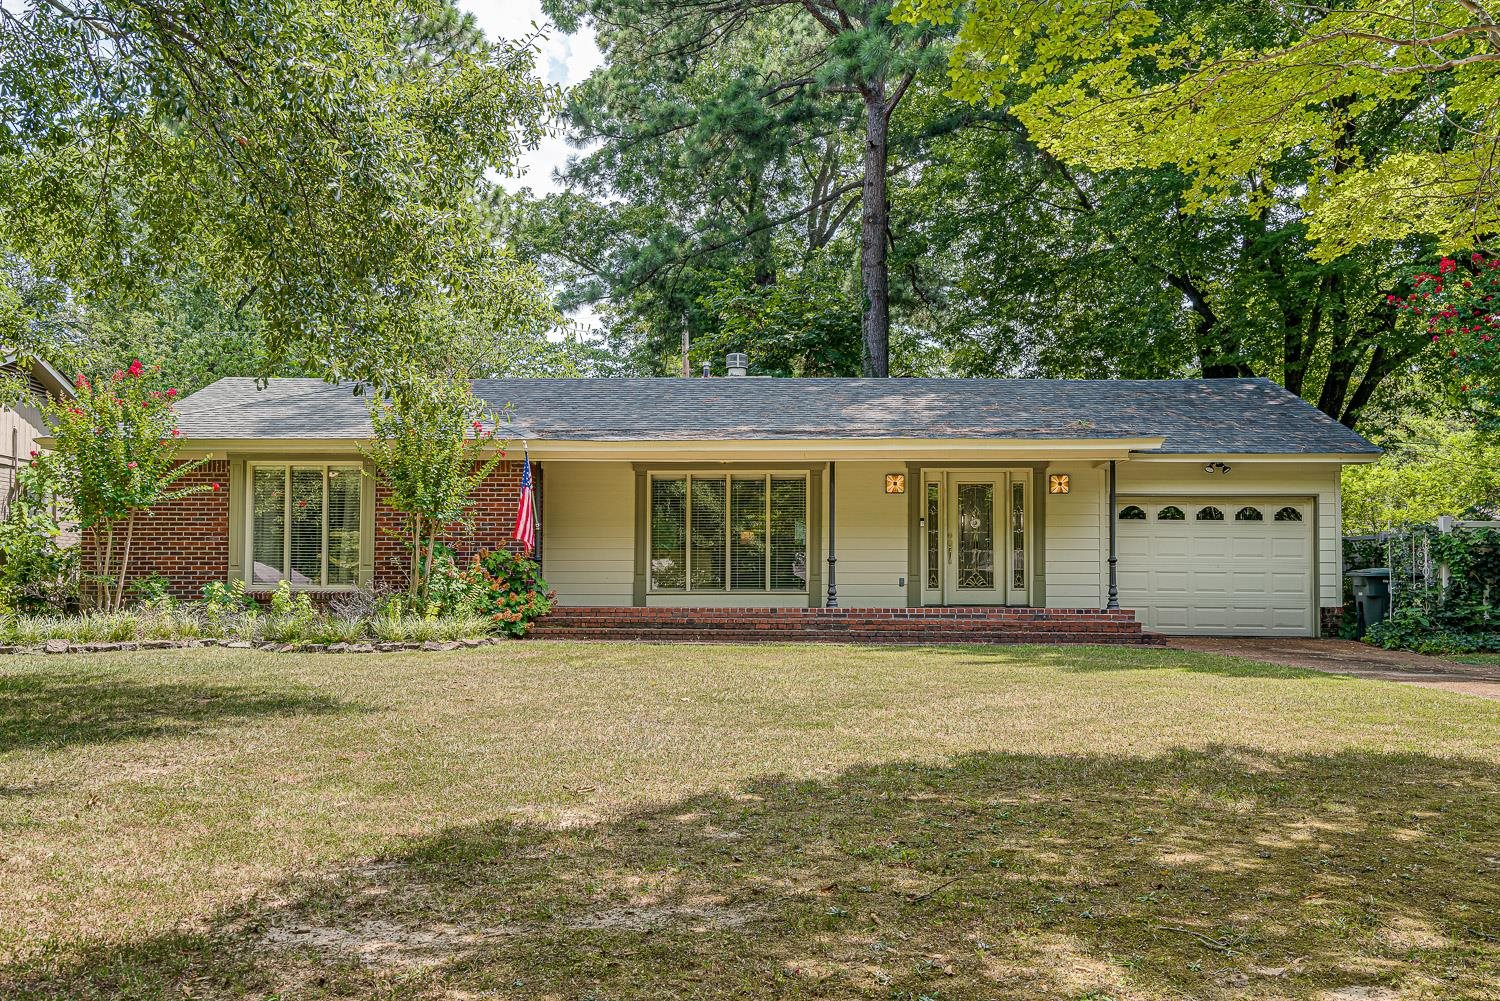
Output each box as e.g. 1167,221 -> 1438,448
1,355 -> 75,402
175,376 -> 1380,455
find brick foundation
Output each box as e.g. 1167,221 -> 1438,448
1320,605 -> 1346,636
533,606 -> 1164,646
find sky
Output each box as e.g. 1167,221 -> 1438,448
459,0 -> 602,195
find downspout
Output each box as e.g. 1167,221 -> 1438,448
825,461 -> 838,607
1106,460 -> 1120,610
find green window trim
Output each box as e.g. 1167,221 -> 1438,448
243,461 -> 368,591
647,471 -> 809,594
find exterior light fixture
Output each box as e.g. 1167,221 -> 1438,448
1048,474 -> 1070,494
885,473 -> 906,494
1203,462 -> 1232,475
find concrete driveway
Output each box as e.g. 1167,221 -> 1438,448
1169,637 -> 1500,700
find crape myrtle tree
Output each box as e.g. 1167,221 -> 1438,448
539,0 -> 951,376
1392,253 -> 1500,415
40,361 -> 216,612
360,375 -> 507,602
0,0 -> 557,387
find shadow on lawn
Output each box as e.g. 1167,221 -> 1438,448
0,670 -> 358,754
5,747 -> 1498,1000
952,645 -> 1345,680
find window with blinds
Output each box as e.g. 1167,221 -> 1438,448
649,477 -> 687,590
649,472 -> 808,592
248,464 -> 363,588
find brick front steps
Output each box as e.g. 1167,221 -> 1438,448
532,606 -> 1164,646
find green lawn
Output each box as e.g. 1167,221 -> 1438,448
3,643 -> 1498,1000
1455,653 -> 1500,666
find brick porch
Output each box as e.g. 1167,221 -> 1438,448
532,606 -> 1163,645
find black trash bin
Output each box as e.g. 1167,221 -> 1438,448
1346,568 -> 1391,638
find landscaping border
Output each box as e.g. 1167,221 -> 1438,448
2,636 -> 515,655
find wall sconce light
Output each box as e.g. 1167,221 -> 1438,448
1203,462 -> 1232,475
1048,474 -> 1070,494
885,473 -> 906,494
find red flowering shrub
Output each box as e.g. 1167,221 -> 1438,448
463,549 -> 555,637
1391,253 -> 1499,410
40,361 -> 215,610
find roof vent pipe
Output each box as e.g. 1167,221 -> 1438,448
700,362 -> 711,378
726,352 -> 748,377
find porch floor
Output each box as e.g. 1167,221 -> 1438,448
532,606 -> 1164,646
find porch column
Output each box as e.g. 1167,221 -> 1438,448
1106,459 -> 1120,610
631,464 -> 648,607
825,461 -> 838,608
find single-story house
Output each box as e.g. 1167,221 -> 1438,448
1,355 -> 74,520
107,372 -> 1380,637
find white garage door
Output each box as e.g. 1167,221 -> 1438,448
1116,497 -> 1315,636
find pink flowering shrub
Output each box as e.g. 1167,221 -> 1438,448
40,360 -> 216,611
1391,253 -> 1499,411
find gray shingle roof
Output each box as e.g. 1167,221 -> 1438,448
174,376 -> 1379,455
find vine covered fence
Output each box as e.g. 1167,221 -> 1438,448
1343,520 -> 1499,653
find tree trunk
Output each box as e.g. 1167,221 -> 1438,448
860,87 -> 891,378
409,513 -> 423,598
113,513 -> 135,612
98,524 -> 114,613
422,522 -> 441,606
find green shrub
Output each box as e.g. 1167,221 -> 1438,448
424,545 -> 484,616
129,574 -> 174,609
1366,607 -> 1500,655
202,579 -> 255,614
464,549 -> 554,637
0,464 -> 77,613
0,584 -> 500,648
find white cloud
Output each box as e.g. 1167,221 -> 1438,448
460,0 -> 602,196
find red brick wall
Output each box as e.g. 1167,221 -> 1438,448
81,460 -> 230,601
374,460 -> 537,591
80,460 -> 537,602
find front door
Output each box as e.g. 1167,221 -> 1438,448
924,471 -> 1030,606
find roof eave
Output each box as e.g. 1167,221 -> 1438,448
1131,450 -> 1382,463
167,434 -> 1169,461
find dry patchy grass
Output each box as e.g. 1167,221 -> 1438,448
2,642 -> 1498,999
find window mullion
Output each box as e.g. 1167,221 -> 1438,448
282,466 -> 291,585
321,465 -> 330,588
684,474 -> 693,593
763,473 -> 771,592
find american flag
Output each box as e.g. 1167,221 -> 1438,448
511,450 -> 536,554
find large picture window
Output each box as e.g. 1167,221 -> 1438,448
249,464 -> 362,587
650,473 -> 808,592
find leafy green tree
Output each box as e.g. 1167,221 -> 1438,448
360,376 -> 506,601
1342,416 -> 1500,533
897,0 -> 1499,257
40,361 -> 216,611
875,0 -> 1467,427
0,0 -> 556,386
697,261 -> 863,376
540,0 -> 950,375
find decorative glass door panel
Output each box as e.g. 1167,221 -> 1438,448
945,476 -> 1005,604
956,483 -> 995,588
